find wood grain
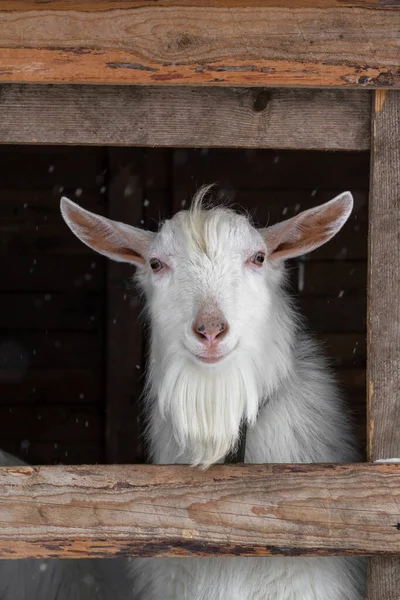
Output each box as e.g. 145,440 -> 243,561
0,2 -> 399,87
0,86 -> 371,150
368,90 -> 400,461
0,1 -> 386,9
0,463 -> 399,559
367,91 -> 400,599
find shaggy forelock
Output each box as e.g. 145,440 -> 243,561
171,184 -> 252,256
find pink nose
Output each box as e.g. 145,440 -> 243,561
192,310 -> 229,344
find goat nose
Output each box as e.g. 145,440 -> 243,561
192,317 -> 229,343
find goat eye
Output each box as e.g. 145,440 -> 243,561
251,252 -> 266,266
150,258 -> 163,273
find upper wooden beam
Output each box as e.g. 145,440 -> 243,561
0,86 -> 371,149
1,463 -> 400,559
0,1 -> 399,88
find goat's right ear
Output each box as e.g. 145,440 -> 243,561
259,192 -> 353,263
60,197 -> 156,265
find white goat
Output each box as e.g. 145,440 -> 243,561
0,450 -> 132,600
61,187 -> 366,600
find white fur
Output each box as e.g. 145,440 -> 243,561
132,191 -> 365,600
60,188 -> 365,600
0,451 -> 132,600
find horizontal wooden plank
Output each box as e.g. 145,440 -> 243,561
297,261 -> 367,296
0,405 -> 103,442
0,2 -> 385,9
0,292 -> 105,331
317,333 -> 366,367
0,189 -> 106,220
0,370 -> 102,404
0,222 -> 99,255
0,146 -> 107,190
300,298 -> 366,332
0,333 -> 102,369
0,2 -> 398,87
1,441 -> 104,465
0,463 -> 399,558
173,149 -> 370,190
0,256 -> 104,291
0,86 -> 371,150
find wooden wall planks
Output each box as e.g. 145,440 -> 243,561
0,2 -> 398,87
0,146 -> 368,464
105,149 -> 145,465
0,86 -> 371,151
0,146 -> 108,464
0,463 -> 399,559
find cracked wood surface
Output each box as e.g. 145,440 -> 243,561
0,463 -> 400,559
0,1 -> 399,87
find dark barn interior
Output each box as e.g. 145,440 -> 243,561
0,146 -> 368,465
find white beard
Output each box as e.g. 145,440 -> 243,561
151,352 -> 263,468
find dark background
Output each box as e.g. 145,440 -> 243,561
0,146 -> 368,464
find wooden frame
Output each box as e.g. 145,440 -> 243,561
0,463 -> 400,559
0,86 -> 371,150
0,2 -> 399,599
0,1 -> 399,88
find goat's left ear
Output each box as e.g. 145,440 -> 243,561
60,197 -> 156,265
259,191 -> 353,262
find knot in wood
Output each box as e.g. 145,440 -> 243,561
252,91 -> 270,113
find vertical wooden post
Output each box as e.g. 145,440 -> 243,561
367,90 -> 400,599
106,149 -> 145,464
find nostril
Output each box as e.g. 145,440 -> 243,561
193,322 -> 207,341
192,320 -> 229,343
216,321 -> 228,339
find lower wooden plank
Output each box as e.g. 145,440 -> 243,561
0,463 -> 399,559
0,85 -> 371,150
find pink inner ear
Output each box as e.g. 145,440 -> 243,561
61,197 -> 154,265
262,193 -> 353,262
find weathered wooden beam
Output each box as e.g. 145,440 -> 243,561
367,91 -> 400,599
0,85 -> 371,150
0,463 -> 400,559
0,1 -> 398,88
